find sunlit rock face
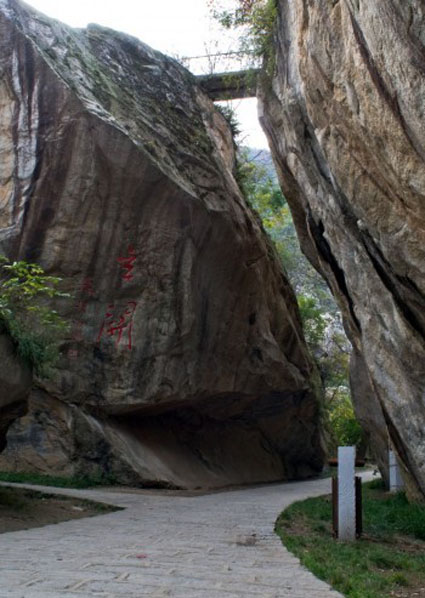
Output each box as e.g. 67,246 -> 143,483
260,0 -> 425,499
0,0 -> 325,488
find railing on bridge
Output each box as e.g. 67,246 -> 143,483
179,51 -> 259,100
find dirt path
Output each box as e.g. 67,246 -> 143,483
0,475 -> 373,597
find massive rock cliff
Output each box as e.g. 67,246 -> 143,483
259,0 -> 425,498
0,0 -> 324,488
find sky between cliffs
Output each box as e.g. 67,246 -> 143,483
25,0 -> 268,149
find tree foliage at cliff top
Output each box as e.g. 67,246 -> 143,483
208,0 -> 277,64
0,256 -> 69,375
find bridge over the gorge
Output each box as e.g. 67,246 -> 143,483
196,69 -> 260,100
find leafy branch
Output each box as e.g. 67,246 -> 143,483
0,256 -> 70,376
207,0 -> 278,71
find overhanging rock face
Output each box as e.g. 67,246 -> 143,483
0,0 -> 324,488
0,333 -> 31,452
259,0 -> 425,499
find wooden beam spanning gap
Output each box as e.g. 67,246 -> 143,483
196,69 -> 260,101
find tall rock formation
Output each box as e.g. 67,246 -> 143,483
259,0 -> 425,499
0,0 -> 324,488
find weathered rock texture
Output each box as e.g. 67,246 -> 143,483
0,332 -> 31,452
0,0 -> 324,488
259,0 -> 425,499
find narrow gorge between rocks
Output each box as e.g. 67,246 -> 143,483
0,0 -> 424,501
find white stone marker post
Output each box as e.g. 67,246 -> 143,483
389,449 -> 404,492
338,446 -> 356,541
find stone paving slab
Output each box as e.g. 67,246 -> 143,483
0,474 -> 374,597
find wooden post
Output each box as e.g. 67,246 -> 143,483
332,476 -> 338,538
355,476 -> 362,538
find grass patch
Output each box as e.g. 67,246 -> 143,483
0,471 -> 118,489
276,481 -> 425,598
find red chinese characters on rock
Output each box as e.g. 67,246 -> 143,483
97,301 -> 137,350
68,253 -> 139,357
117,245 -> 136,282
95,244 -> 139,351
81,277 -> 95,297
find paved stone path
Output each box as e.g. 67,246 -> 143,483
0,475 -> 373,598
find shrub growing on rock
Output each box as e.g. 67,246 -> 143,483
0,256 -> 69,375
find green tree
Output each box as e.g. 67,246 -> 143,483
208,0 -> 277,67
327,390 -> 364,450
236,149 -> 333,304
297,295 -> 327,349
0,256 -> 69,376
